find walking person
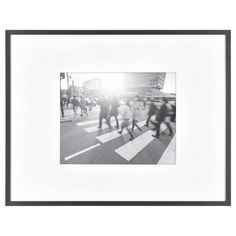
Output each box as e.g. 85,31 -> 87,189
142,98 -> 146,108
118,100 -> 134,141
152,97 -> 173,138
79,96 -> 88,116
62,92 -> 68,110
131,98 -> 142,132
98,96 -> 111,129
107,96 -> 120,129
67,94 -> 71,110
170,101 -> 176,122
70,95 -> 79,116
88,97 -> 93,111
66,90 -> 72,110
145,99 -> 158,127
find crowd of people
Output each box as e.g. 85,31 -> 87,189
61,92 -> 176,140
97,96 -> 175,140
62,92 -> 95,116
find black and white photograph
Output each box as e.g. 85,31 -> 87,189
60,72 -> 176,164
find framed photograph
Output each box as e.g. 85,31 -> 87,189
6,30 -> 231,206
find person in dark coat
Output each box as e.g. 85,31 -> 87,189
145,99 -> 158,127
171,101 -> 176,122
152,97 -> 173,138
107,96 -> 120,129
70,95 -> 79,116
98,96 -> 111,129
79,96 -> 87,116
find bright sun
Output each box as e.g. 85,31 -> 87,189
101,73 -> 124,93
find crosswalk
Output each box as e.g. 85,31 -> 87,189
83,119 -> 122,133
76,115 -> 121,127
64,118 -> 174,163
115,125 -> 166,161
76,119 -> 99,126
96,121 -> 146,143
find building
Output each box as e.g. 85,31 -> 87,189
122,73 -> 166,97
82,78 -> 101,97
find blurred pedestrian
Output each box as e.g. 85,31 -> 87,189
145,99 -> 158,127
62,92 -> 68,110
98,96 -> 110,129
152,97 -> 173,138
107,96 -> 120,129
70,95 -> 79,116
118,100 -> 134,141
79,96 -> 88,116
131,98 -> 142,132
88,97 -> 93,111
142,99 -> 146,108
171,101 -> 176,122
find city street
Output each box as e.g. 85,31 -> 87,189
60,106 -> 176,164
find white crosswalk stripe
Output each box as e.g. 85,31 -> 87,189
158,135 -> 176,164
76,116 -> 121,127
115,124 -> 166,161
76,119 -> 99,127
64,143 -> 101,161
96,120 -> 146,143
84,119 -> 122,133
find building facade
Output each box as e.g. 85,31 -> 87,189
82,78 -> 102,97
123,72 -> 166,97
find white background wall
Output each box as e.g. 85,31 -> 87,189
0,0 -> 235,236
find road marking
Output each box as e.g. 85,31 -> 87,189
158,135 -> 176,164
115,124 -> 166,161
76,119 -> 99,126
76,116 -> 121,127
64,111 -> 74,115
64,144 -> 101,161
96,120 -> 146,143
84,119 -> 122,133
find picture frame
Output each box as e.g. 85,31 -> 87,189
6,30 -> 231,206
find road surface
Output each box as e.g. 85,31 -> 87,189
60,106 -> 176,164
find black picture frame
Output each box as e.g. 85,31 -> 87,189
5,30 -> 231,206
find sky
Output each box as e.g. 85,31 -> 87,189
161,72 -> 176,94
61,72 -> 176,94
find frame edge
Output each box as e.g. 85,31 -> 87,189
5,30 -> 231,206
5,30 -> 11,205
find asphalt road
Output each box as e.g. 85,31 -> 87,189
60,106 -> 176,164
